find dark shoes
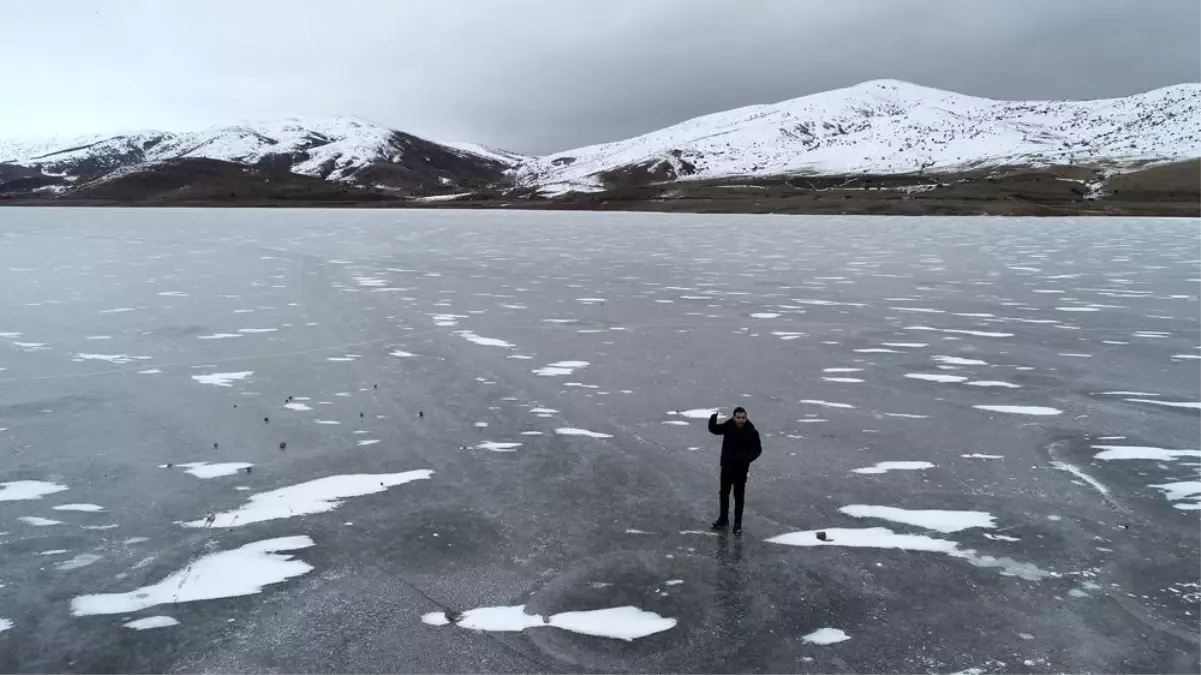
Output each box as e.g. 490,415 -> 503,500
711,520 -> 742,535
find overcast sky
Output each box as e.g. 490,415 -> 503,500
2,0 -> 1198,154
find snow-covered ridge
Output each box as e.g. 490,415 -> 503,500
2,80 -> 1198,196
0,116 -> 514,187
517,79 -> 1201,189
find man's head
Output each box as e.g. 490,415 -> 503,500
732,406 -> 748,428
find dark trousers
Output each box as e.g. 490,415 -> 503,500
718,464 -> 749,525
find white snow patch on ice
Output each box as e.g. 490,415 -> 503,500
932,355 -> 988,366
801,400 -> 856,409
823,377 -> 864,383
475,441 -> 522,453
422,604 -> 676,641
56,553 -> 102,571
197,333 -> 242,340
966,380 -> 1021,388
163,462 -> 253,479
180,471 -> 432,528
0,480 -> 68,502
457,331 -> 515,348
532,360 -> 589,377
70,536 -> 315,616
124,616 -> 180,630
1093,445 -> 1201,461
52,503 -> 105,512
1124,399 -> 1201,410
839,505 -> 996,533
285,402 -> 312,411
852,461 -> 934,475
962,453 -> 1004,459
802,627 -> 851,645
906,373 -> 968,383
191,371 -> 253,387
554,428 -> 613,439
974,405 -> 1062,416
767,526 -> 1054,580
19,516 -> 63,526
1148,481 -> 1201,509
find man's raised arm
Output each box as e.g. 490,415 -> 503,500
708,412 -> 725,435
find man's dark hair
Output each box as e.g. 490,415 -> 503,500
733,406 -> 747,416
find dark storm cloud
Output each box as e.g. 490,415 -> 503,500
1,0 -> 1197,154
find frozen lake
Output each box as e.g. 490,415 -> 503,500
0,208 -> 1198,673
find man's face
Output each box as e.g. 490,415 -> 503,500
733,411 -> 747,428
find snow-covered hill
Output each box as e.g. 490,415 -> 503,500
516,80 -> 1201,193
0,117 -> 512,192
3,80 -> 1199,201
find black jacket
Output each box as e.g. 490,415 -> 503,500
709,414 -> 762,467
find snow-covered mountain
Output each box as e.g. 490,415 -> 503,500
516,80 -> 1201,193
0,117 -> 512,193
2,80 -> 1198,202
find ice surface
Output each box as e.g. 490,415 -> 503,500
839,505 -> 996,533
852,461 -> 934,474
803,627 -> 851,645
554,428 -> 613,439
123,616 -> 180,630
973,405 -> 1062,416
0,480 -> 68,501
163,462 -> 254,479
180,471 -> 432,527
191,371 -> 253,387
70,536 -> 315,616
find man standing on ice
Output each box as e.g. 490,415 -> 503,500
708,406 -> 762,535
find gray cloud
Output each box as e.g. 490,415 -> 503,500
1,0 -> 1197,154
